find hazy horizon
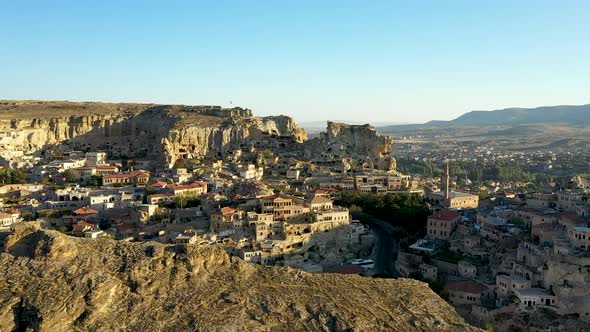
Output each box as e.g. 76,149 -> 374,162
1,1 -> 589,122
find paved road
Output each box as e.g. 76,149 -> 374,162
367,219 -> 399,276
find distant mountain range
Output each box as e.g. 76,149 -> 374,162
379,104 -> 590,132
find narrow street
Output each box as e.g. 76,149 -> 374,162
367,219 -> 399,277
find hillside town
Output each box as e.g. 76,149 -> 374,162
4,2 -> 590,330
2,140 -> 590,330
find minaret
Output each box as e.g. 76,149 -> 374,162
444,159 -> 450,200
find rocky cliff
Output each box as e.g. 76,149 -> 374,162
0,224 -> 479,331
304,121 -> 396,170
0,100 -> 307,167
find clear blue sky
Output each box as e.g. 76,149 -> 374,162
1,1 -> 589,123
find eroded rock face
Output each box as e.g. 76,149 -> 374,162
0,224 -> 479,331
304,121 -> 396,170
0,101 -> 307,167
162,115 -> 307,165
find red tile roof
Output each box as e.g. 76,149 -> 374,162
0,212 -> 17,219
95,165 -> 118,169
429,210 -> 461,221
4,209 -> 19,215
262,194 -> 295,201
445,280 -> 486,294
169,181 -> 207,191
75,166 -> 95,170
73,206 -> 98,215
220,207 -> 237,216
104,171 -> 149,179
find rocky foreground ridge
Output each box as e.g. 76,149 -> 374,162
0,224 -> 479,331
0,100 -> 395,170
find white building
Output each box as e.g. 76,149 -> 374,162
46,159 -> 86,171
89,194 -> 117,210
0,211 -> 21,227
84,229 -> 106,239
567,226 -> 590,249
515,288 -> 557,308
239,164 -> 264,181
286,169 -> 300,180
85,152 -> 107,166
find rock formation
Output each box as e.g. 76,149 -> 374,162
0,224 -> 479,331
0,100 -> 307,168
304,121 -> 396,170
0,101 -> 401,170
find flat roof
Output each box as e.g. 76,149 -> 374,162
516,288 -> 553,296
485,221 -> 514,227
429,191 -> 477,198
409,239 -> 438,252
510,275 -> 529,283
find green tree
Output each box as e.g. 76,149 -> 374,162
0,167 -> 27,184
64,169 -> 80,183
40,176 -> 51,185
335,192 -> 430,235
261,149 -> 275,159
89,175 -> 102,187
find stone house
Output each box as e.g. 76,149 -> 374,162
175,232 -> 198,244
514,288 -> 557,308
458,260 -> 477,279
210,207 -> 246,232
147,194 -> 175,205
306,195 -> 333,211
556,190 -> 586,213
516,242 -> 544,269
419,263 -> 438,281
427,210 -> 461,241
446,280 -> 489,306
0,210 -> 21,227
238,248 -> 263,263
63,206 -> 99,225
103,171 -> 149,185
94,165 -> 119,175
168,181 -> 208,197
567,226 -> 590,249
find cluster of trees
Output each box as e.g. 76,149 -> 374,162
396,159 -> 442,178
335,192 -> 430,235
397,158 -> 555,186
0,167 -> 27,184
63,169 -> 80,183
261,149 -> 275,159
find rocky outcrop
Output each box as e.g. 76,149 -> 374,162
0,224 -> 479,331
0,101 -> 307,167
0,100 -> 399,170
304,121 -> 396,170
162,115 -> 307,165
